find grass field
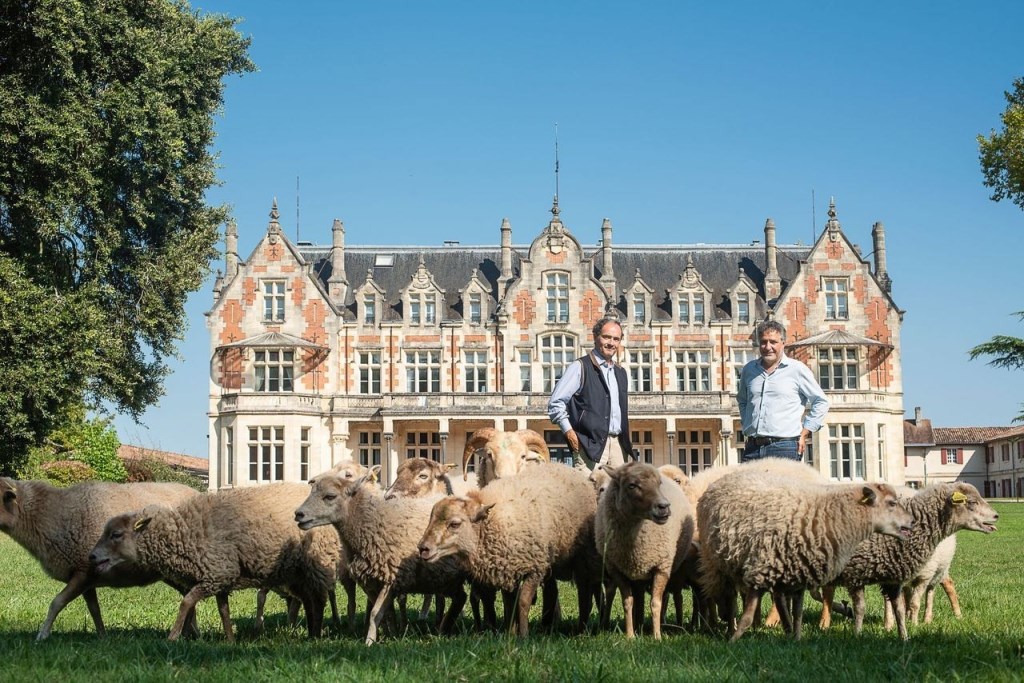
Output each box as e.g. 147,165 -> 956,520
1,503 -> 1022,682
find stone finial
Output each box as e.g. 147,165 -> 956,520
268,198 -> 281,234
825,197 -> 841,236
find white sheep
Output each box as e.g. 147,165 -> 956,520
594,462 -> 694,639
460,427 -> 549,488
89,482 -> 341,642
294,466 -> 467,645
904,535 -> 960,624
0,476 -> 197,640
818,482 -> 997,639
697,469 -> 912,641
417,461 -> 596,638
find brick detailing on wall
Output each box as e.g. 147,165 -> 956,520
218,300 -> 245,346
579,290 -> 604,328
242,277 -> 258,307
512,290 -> 536,328
826,240 -> 844,260
782,298 -> 809,341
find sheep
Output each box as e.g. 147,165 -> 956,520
658,464 -> 688,488
417,461 -> 596,638
89,482 -> 341,642
461,427 -> 550,488
594,462 -> 694,639
385,458 -> 456,500
818,482 -> 996,639
697,469 -> 913,641
904,535 -> 961,624
0,477 -> 197,640
294,466 -> 467,645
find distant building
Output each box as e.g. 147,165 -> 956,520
118,445 -> 209,486
206,197 -> 905,489
902,407 -> 1023,498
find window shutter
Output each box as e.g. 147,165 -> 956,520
956,448 -> 963,465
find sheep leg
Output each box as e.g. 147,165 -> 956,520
438,588 -> 467,635
940,576 -> 961,619
600,581 -> 617,631
619,578 -> 637,638
365,584 -> 393,645
730,590 -> 762,642
764,598 -> 781,628
419,594 -> 433,621
215,592 -> 235,643
540,576 -> 559,630
791,591 -> 806,640
327,589 -> 342,631
650,571 -> 669,640
882,584 -> 908,640
770,589 -> 793,635
82,587 -> 105,636
300,591 -> 325,638
515,578 -> 540,638
342,577 -> 358,629
672,588 -> 683,628
168,586 -> 209,641
37,571 -> 94,641
883,593 -> 896,630
287,595 -> 301,626
254,588 -> 268,634
818,585 -> 835,629
851,586 -> 867,634
501,588 -> 517,632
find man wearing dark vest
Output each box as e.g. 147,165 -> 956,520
548,317 -> 632,470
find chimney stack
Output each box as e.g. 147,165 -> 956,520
225,219 -> 238,281
872,221 -> 891,292
764,218 -> 781,302
328,218 -> 348,303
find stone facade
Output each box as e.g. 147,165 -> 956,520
206,198 -> 906,489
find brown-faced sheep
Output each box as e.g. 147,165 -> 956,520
417,462 -> 596,638
818,482 -> 996,639
294,466 -> 467,645
461,428 -> 550,487
89,482 -> 341,642
698,470 -> 913,641
594,462 -> 694,639
0,477 -> 197,640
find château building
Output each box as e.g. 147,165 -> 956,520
206,197 -> 905,489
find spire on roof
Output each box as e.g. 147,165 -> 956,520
268,198 -> 281,235
825,196 -> 841,236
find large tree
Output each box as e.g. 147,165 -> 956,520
0,0 -> 254,473
973,77 -> 1024,421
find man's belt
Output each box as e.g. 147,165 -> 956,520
748,435 -> 799,446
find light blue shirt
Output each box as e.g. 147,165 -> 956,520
548,351 -> 623,435
737,353 -> 829,438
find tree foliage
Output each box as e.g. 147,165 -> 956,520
978,77 -> 1024,209
0,0 -> 254,473
970,312 -> 1024,422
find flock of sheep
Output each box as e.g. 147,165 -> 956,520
0,427 -> 1000,645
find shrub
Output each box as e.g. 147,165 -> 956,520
123,456 -> 206,492
39,460 -> 97,487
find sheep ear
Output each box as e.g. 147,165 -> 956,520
369,465 -> 382,483
443,463 -> 457,474
2,487 -> 17,512
950,491 -> 968,507
133,516 -> 152,533
859,486 -> 877,506
471,503 -> 496,523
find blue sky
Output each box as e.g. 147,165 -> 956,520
114,1 -> 1024,458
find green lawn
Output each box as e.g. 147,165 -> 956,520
1,504 -> 1022,682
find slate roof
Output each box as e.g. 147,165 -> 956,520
299,242 -> 812,323
932,427 -> 1017,445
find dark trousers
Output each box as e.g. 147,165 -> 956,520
741,439 -> 800,463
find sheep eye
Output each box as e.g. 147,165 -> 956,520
111,530 -> 123,540
448,520 -> 462,529
323,494 -> 337,502
418,473 -> 428,480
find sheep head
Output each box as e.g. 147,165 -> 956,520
946,483 -> 998,534
461,428 -> 550,485
588,465 -> 611,499
0,477 -> 19,531
417,494 -> 492,563
385,458 -> 456,500
89,509 -> 154,573
658,464 -> 688,488
858,483 -> 914,539
608,462 -> 672,525
295,473 -> 357,530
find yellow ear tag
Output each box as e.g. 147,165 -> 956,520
133,518 -> 147,531
951,492 -> 967,506
859,495 -> 872,504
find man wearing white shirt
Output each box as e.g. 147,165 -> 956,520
548,318 -> 632,470
737,320 -> 829,462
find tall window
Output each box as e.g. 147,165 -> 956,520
736,292 -> 750,324
675,349 -> 711,392
464,351 -> 487,392
469,292 -> 482,324
224,426 -> 234,486
829,424 -> 865,480
693,295 -> 705,324
540,334 -> 576,392
818,347 -> 859,390
425,294 -> 436,324
629,350 -> 653,392
300,427 -> 311,481
406,351 -> 441,392
632,430 -> 654,464
732,348 -> 757,384
678,294 -> 690,324
546,272 -> 569,323
255,350 -> 294,392
677,430 -> 713,475
358,432 -> 381,468
248,426 -> 284,482
633,293 -> 646,324
406,432 -> 441,461
263,280 -> 285,322
877,424 -> 886,479
518,350 -> 532,392
823,278 -> 849,320
358,351 -> 382,394
363,295 -> 376,325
